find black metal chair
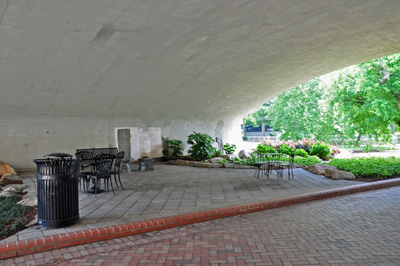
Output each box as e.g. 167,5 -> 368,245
75,151 -> 95,191
90,154 -> 115,197
112,151 -> 124,190
253,153 -> 269,179
278,151 -> 295,180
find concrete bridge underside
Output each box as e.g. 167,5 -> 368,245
1,0 -> 400,169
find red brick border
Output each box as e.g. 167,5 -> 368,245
1,178 -> 399,260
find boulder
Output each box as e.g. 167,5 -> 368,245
209,157 -> 224,164
222,154 -> 238,161
238,150 -> 249,159
2,184 -> 27,193
17,197 -> 37,207
0,191 -> 16,197
325,169 -> 356,180
0,173 -> 23,185
0,163 -> 17,177
306,163 -> 337,175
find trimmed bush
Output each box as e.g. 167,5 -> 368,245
295,149 -> 308,158
310,142 -> 331,160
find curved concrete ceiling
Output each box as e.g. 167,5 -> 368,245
1,0 -> 400,124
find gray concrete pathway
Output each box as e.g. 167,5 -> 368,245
2,162 -> 360,243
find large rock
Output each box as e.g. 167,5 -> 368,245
17,197 -> 38,207
209,157 -> 224,164
0,163 -> 17,177
222,154 -> 238,161
306,163 -> 337,175
325,169 -> 356,180
2,184 -> 27,193
238,150 -> 249,159
0,191 -> 17,197
0,173 -> 23,185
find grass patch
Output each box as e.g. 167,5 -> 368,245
326,157 -> 400,178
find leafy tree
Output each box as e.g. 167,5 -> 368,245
243,102 -> 272,126
268,78 -> 336,142
327,54 -> 400,143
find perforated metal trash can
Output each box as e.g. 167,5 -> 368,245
34,158 -> 80,228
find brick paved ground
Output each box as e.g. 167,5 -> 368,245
3,186 -> 399,266
4,164 -> 359,243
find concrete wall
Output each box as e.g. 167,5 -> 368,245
1,115 -> 242,170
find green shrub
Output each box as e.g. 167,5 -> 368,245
232,157 -> 243,165
294,155 -> 321,166
217,158 -> 227,164
164,139 -> 184,158
0,195 -> 30,238
326,157 -> 400,178
223,143 -> 237,155
279,144 -> 294,155
187,131 -> 215,160
212,148 -> 223,157
295,149 -> 308,158
310,142 -> 331,160
255,144 -> 277,154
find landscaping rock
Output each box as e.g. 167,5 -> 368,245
2,184 -> 27,193
223,163 -> 254,169
0,163 -> 17,177
325,169 -> 356,180
0,173 -> 23,185
0,191 -> 16,197
17,197 -> 37,207
209,157 -> 224,164
238,150 -> 249,159
193,162 -> 223,168
306,163 -> 337,175
222,154 -> 238,161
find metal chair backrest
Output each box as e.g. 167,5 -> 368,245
75,151 -> 94,160
94,154 -> 114,174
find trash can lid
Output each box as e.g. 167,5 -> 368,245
44,152 -> 73,158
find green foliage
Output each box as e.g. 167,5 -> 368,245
279,144 -> 294,155
217,158 -> 227,164
293,155 -> 321,166
186,131 -> 215,160
326,157 -> 400,178
0,195 -> 29,238
268,78 -> 336,142
223,143 -> 237,155
294,149 -> 308,158
243,102 -> 273,126
165,139 -> 183,158
363,142 -> 374,153
244,53 -> 400,145
212,148 -> 223,157
309,142 -> 331,160
255,144 -> 277,154
326,54 -> 400,143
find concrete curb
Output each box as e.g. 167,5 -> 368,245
1,178 -> 399,259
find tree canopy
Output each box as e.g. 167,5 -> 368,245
243,53 -> 400,144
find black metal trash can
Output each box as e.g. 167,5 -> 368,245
34,158 -> 80,228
